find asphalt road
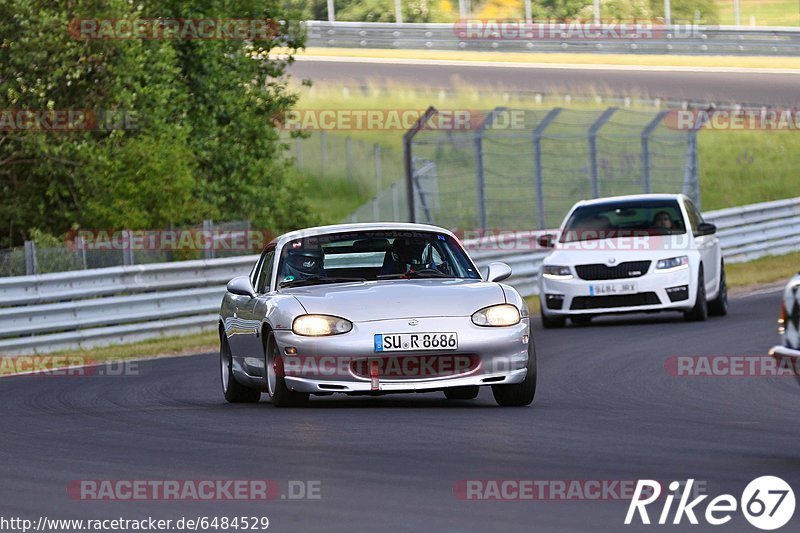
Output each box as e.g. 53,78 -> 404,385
1,288 -> 799,532
289,58 -> 800,106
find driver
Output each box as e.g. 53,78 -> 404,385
653,211 -> 674,230
381,237 -> 429,275
282,248 -> 325,281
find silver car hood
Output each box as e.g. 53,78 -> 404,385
283,279 -> 505,322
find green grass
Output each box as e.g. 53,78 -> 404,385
0,330 -> 219,377
727,251 -> 800,287
717,0 -> 800,26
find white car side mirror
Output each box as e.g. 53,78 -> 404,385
485,262 -> 512,283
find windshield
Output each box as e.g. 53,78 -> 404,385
276,230 -> 480,287
560,199 -> 686,243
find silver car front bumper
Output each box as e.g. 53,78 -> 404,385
272,316 -> 530,394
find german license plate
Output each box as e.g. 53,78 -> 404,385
589,283 -> 638,296
374,333 -> 458,352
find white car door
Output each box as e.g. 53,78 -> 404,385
685,199 -> 720,295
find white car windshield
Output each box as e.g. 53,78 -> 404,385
277,230 -> 481,286
560,199 -> 687,243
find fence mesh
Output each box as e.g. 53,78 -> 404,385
346,106 -> 697,230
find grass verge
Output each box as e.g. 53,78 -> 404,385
726,252 -> 800,288
297,47 -> 800,70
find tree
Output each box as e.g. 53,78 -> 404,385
0,0 -> 312,248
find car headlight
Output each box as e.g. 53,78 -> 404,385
292,315 -> 352,336
472,304 -> 521,327
655,256 -> 689,272
542,265 -> 573,280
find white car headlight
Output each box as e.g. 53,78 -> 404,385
542,265 -> 573,280
472,304 -> 521,327
656,256 -> 689,273
292,315 -> 353,336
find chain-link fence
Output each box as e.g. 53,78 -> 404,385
347,106 -> 700,230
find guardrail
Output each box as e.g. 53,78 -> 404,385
305,21 -> 800,56
1,197 -> 798,354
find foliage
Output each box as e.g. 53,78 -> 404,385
0,0 -> 312,248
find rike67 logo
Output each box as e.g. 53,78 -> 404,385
625,477 -> 795,530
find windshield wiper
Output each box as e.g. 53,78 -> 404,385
376,270 -> 451,279
279,276 -> 365,288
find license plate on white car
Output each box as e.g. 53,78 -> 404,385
374,333 -> 458,352
589,283 -> 638,296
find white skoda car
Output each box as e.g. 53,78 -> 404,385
538,194 -> 728,327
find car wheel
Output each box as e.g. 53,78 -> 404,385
571,315 -> 592,326
540,310 -> 566,329
684,266 -> 708,322
708,261 -> 728,317
220,335 -> 261,403
492,341 -> 537,407
266,332 -> 309,408
443,386 -> 479,400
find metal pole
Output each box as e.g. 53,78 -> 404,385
374,144 -> 382,194
473,107 -> 507,231
395,0 -> 403,23
734,0 -> 741,25
327,0 -> 335,22
593,0 -> 600,24
295,137 -> 302,169
203,220 -> 214,260
403,106 -> 438,223
372,197 -> 380,222
524,0 -> 532,23
391,183 -> 400,221
320,131 -> 327,178
588,107 -> 618,199
458,0 -> 467,19
76,236 -> 88,269
664,0 -> 671,26
533,108 -> 563,229
24,240 -> 36,275
641,110 -> 668,195
346,137 -> 353,182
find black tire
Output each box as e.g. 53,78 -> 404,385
492,341 -> 537,407
266,332 -> 309,408
684,266 -> 708,322
571,315 -> 592,326
443,386 -> 480,400
708,261 -> 728,317
220,335 -> 261,403
540,309 -> 566,329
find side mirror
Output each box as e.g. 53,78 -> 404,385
485,262 -> 512,283
227,276 -> 256,298
695,222 -> 717,236
537,233 -> 556,248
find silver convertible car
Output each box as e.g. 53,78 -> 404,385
218,223 -> 536,407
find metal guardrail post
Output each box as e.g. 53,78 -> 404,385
588,107 -> 618,199
372,197 -> 379,221
640,110 -> 668,194
403,106 -> 438,223
533,108 -> 562,229
684,110 -> 710,209
75,236 -> 88,269
474,107 -> 507,231
24,241 -> 36,276
121,230 -> 134,266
